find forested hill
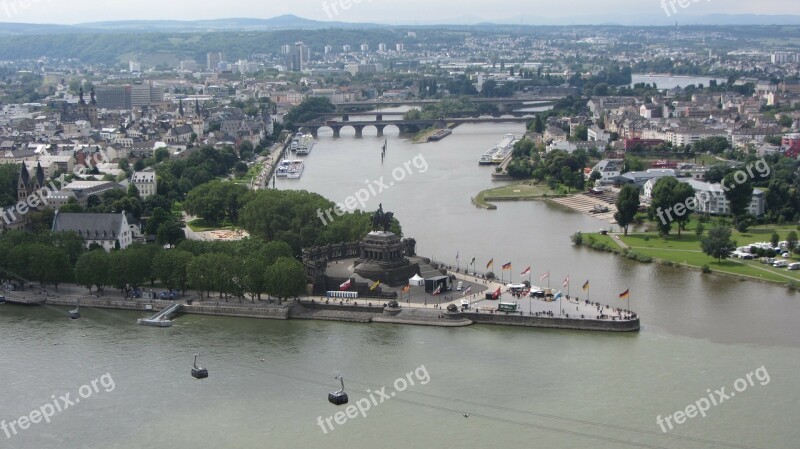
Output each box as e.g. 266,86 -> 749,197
0,29 -> 404,64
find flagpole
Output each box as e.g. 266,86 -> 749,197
547,271 -> 550,290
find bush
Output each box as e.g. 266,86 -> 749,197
661,260 -> 674,266
571,231 -> 583,245
701,264 -> 711,274
636,254 -> 653,263
643,236 -> 650,242
787,280 -> 800,291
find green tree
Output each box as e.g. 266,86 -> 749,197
649,177 -> 680,237
788,231 -> 798,253
771,231 -> 780,249
265,257 -> 307,304
74,250 -> 110,292
672,182 -> 696,236
614,185 -> 640,236
152,250 -> 194,293
722,173 -> 754,226
695,222 -> 705,237
701,224 -> 737,262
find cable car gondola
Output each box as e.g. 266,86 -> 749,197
69,302 -> 81,320
328,375 -> 348,405
191,354 -> 208,379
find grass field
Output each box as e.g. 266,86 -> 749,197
604,222 -> 800,284
187,218 -> 225,232
473,182 -> 563,209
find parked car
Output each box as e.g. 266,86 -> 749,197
456,281 -> 463,291
788,262 -> 800,271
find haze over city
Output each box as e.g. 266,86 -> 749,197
2,0 -> 800,25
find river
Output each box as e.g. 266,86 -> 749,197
1,122 -> 797,449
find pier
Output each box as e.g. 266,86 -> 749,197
137,302 -> 183,327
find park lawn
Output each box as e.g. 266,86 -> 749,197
613,223 -> 800,284
474,182 -> 563,208
187,218 -> 225,232
583,233 -> 618,248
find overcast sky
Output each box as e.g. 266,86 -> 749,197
1,0 -> 799,24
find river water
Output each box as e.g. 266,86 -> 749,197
1,122 -> 797,449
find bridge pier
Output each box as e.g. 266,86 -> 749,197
332,126 -> 341,138
376,113 -> 383,121
309,127 -> 319,138
375,125 -> 386,137
354,125 -> 364,138
342,114 -> 350,122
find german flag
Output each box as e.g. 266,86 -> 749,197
370,280 -> 381,291
582,280 -> 590,291
619,289 -> 630,299
486,258 -> 494,269
502,262 -> 512,270
401,284 -> 410,293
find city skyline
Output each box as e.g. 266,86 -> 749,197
1,0 -> 799,25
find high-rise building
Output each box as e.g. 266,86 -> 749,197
324,45 -> 333,55
131,82 -> 152,108
342,45 -> 351,52
207,52 -> 225,71
288,42 -> 310,72
129,61 -> 141,73
281,44 -> 292,55
396,43 -> 405,52
95,85 -> 132,109
378,43 -> 387,52
360,44 -> 369,52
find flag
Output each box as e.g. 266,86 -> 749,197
563,275 -> 569,288
619,289 -> 630,299
432,285 -> 442,295
455,251 -> 459,260
402,284 -> 410,293
554,290 -> 562,300
539,271 -> 549,281
463,286 -> 472,296
582,280 -> 590,291
470,257 -> 476,265
521,266 -> 531,276
502,262 -> 512,271
370,280 -> 381,291
339,279 -> 352,291
491,287 -> 501,300
486,258 -> 494,269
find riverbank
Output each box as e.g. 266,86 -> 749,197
4,288 -> 638,332
472,181 -> 564,209
576,224 -> 800,288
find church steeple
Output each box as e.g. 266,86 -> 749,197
90,87 -> 96,105
178,99 -> 184,117
78,87 -> 86,105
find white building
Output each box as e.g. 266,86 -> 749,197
52,211 -> 133,251
591,159 -> 624,181
683,179 -> 765,217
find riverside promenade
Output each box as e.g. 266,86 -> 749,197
2,280 -> 639,332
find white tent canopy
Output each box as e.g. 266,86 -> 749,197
409,274 -> 424,286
